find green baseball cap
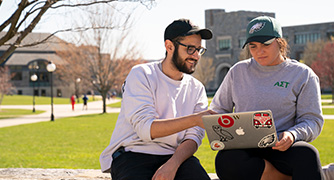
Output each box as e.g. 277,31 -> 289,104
242,16 -> 282,48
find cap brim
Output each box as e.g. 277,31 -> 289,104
187,29 -> 213,40
242,36 -> 275,48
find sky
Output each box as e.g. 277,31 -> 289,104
1,0 -> 333,60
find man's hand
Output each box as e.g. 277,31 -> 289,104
152,160 -> 178,180
196,109 -> 218,128
272,131 -> 295,151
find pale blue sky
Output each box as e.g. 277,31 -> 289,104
1,0 -> 333,60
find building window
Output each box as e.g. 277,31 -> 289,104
294,33 -> 321,44
57,89 -> 62,97
41,89 -> 46,96
11,72 -> 22,81
218,37 -> 231,50
17,90 -> 22,95
327,32 -> 334,41
9,66 -> 23,81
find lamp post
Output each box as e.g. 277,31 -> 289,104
30,74 -> 38,112
46,62 -> 56,121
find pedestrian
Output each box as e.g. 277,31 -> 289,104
82,94 -> 88,110
100,18 -> 216,180
210,15 -> 325,180
70,94 -> 75,111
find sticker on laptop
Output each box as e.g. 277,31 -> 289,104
253,112 -> 273,129
258,133 -> 276,148
212,125 -> 234,142
218,115 -> 234,128
211,140 -> 225,150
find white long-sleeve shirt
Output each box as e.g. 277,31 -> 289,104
210,58 -> 324,142
100,61 -> 208,173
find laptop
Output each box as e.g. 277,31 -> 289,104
202,110 -> 278,150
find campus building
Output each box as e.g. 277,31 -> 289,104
204,9 -> 334,91
0,32 -> 74,98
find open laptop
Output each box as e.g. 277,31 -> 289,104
202,110 -> 278,150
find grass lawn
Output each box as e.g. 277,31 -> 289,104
323,108 -> 334,115
1,95 -> 98,105
107,98 -> 122,108
0,109 -> 45,119
322,94 -> 333,99
0,113 -> 333,173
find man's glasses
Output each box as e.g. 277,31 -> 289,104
176,41 -> 207,55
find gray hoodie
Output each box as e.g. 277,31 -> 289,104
210,58 -> 324,142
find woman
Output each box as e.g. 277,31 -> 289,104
210,16 -> 324,180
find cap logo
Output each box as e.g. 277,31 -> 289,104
249,22 -> 265,34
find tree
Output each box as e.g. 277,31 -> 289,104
0,0 -> 155,65
311,42 -> 334,103
302,40 -> 326,66
192,56 -> 215,89
56,3 -> 142,113
0,67 -> 12,110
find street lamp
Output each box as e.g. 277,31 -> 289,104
30,74 -> 38,112
46,62 -> 56,121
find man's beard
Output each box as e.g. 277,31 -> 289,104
171,48 -> 197,74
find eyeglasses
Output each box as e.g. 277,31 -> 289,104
176,41 -> 207,55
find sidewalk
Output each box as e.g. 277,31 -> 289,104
0,98 -> 121,128
1,99 -> 334,128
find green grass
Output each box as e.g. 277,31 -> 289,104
0,113 -> 117,169
0,113 -> 333,173
323,108 -> 334,115
322,94 -> 333,99
0,109 -> 45,119
1,95 -> 97,105
107,98 -> 122,108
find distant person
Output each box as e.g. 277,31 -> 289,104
82,94 -> 88,110
211,16 -> 324,180
70,94 -> 76,111
111,91 -> 116,99
100,18 -> 216,180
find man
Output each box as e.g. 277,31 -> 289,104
100,19 -> 215,180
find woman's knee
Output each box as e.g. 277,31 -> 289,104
290,142 -> 320,163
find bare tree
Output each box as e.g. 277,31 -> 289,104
0,0 -> 155,65
311,41 -> 334,103
0,67 -> 12,110
192,56 -> 215,89
56,3 -> 142,113
303,40 -> 327,66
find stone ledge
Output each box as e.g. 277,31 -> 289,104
0,168 -> 219,180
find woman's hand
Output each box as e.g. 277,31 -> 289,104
272,131 -> 295,151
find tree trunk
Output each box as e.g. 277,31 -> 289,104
102,91 -> 107,113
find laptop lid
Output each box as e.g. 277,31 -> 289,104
202,110 -> 277,151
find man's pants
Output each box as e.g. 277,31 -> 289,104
111,151 -> 210,180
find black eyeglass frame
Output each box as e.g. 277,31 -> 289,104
175,41 -> 207,55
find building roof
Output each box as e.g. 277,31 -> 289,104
0,31 -> 69,51
4,52 -> 64,65
0,32 -> 71,65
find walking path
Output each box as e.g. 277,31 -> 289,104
0,98 -> 121,128
1,99 -> 333,129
